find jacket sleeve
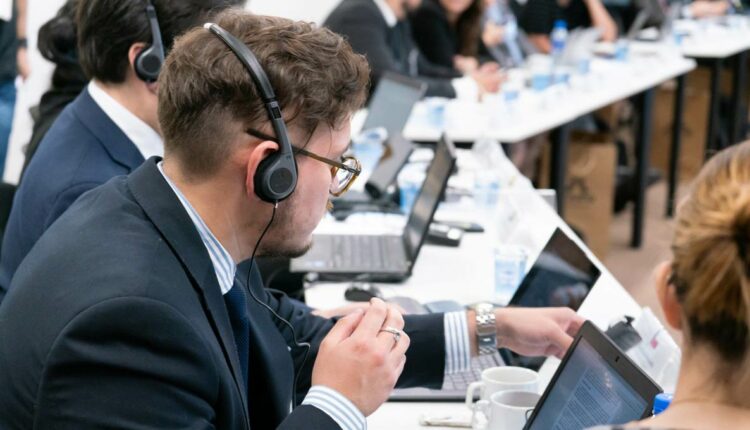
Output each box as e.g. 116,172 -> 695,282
248,265 -> 447,395
34,297 -> 221,429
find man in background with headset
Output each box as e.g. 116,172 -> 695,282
0,0 -> 246,302
0,10 -> 583,430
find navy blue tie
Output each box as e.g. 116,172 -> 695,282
223,279 -> 250,392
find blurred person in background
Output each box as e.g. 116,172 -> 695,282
517,0 -> 617,53
0,0 -> 245,303
325,0 -> 503,100
409,0 -> 489,74
0,0 -> 29,178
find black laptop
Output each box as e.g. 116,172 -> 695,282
524,321 -> 661,430
290,134 -> 456,282
390,228 -> 601,400
362,72 -> 427,136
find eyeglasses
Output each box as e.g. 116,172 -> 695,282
246,128 -> 361,196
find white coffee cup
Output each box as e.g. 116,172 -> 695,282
472,390 -> 541,430
465,366 -> 539,410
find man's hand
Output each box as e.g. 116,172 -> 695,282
495,307 -> 584,359
17,47 -> 30,81
311,299 -> 410,416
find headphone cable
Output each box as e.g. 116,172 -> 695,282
242,202 -> 311,408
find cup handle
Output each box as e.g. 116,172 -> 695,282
465,381 -> 484,409
471,399 -> 491,430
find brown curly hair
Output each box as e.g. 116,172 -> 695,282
158,10 -> 370,178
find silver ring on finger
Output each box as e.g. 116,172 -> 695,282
379,325 -> 402,345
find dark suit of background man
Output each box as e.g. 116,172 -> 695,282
325,0 -> 503,99
0,0 -> 246,302
0,10 -> 582,429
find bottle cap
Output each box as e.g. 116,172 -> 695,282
554,19 -> 567,29
653,393 -> 673,415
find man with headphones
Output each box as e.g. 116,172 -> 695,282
0,10 -> 583,429
0,0 -> 245,302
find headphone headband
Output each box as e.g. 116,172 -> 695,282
145,2 -> 164,52
135,0 -> 165,82
203,22 -> 298,203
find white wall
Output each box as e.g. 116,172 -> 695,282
248,0 -> 340,24
2,0 -> 341,184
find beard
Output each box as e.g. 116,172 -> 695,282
255,199 -> 316,259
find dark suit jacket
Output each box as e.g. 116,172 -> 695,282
0,88 -> 144,302
0,158 -> 447,429
324,0 -> 461,99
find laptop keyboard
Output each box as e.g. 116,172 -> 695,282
331,235 -> 405,270
443,352 -> 504,391
389,352 -> 504,400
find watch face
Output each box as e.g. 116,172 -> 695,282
473,302 -> 494,313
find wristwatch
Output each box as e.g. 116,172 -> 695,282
474,303 -> 497,356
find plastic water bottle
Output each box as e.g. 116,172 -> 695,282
652,393 -> 673,416
493,245 -> 527,304
551,20 -> 568,65
351,127 -> 387,172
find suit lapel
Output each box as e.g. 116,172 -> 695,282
71,88 -> 145,172
126,158 -> 250,425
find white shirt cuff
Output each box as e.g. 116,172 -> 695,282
302,385 -> 367,430
444,311 -> 472,374
451,76 -> 480,101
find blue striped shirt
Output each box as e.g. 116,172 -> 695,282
157,162 -> 471,429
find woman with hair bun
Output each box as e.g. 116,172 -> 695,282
593,141 -> 750,429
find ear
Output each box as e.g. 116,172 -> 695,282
128,43 -> 147,72
655,261 -> 683,331
245,139 -> 280,200
127,43 -> 158,94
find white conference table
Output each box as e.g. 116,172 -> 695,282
676,18 -> 750,163
305,150 -> 645,429
355,49 -> 695,248
399,52 -> 694,145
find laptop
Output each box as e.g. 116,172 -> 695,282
626,0 -> 670,40
290,134 -> 457,282
523,321 -> 661,429
509,228 -> 601,310
362,72 -> 427,136
560,27 -> 603,66
390,228 -> 601,400
331,73 -> 427,211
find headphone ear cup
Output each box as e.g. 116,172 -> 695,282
254,153 -> 297,203
135,46 -> 163,82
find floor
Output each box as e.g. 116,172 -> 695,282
604,180 -> 685,340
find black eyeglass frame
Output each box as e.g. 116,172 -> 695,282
245,128 -> 361,196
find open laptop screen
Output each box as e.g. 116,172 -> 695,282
510,228 -> 600,310
525,322 -> 660,429
362,73 -> 426,136
403,136 -> 456,261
